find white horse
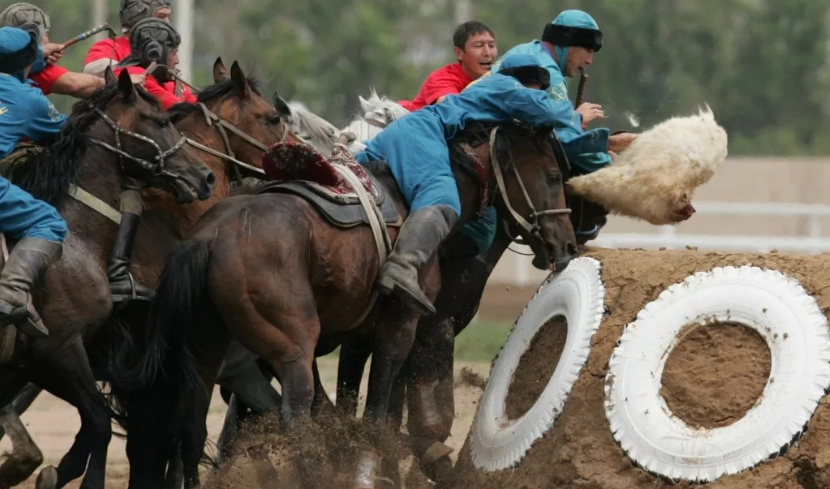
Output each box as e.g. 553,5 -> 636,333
287,89 -> 410,156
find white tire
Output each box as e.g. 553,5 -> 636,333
470,257 -> 605,471
605,265 -> 830,482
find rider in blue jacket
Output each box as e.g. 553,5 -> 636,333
0,27 -> 67,338
357,53 -> 632,316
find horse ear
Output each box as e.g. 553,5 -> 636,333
273,92 -> 292,118
104,66 -> 118,85
230,61 -> 250,99
213,57 -> 229,83
117,68 -> 136,102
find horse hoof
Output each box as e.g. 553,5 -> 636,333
35,465 -> 58,489
353,446 -> 383,489
422,441 -> 453,464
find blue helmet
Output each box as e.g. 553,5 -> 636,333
0,26 -> 38,75
542,10 -> 603,72
497,53 -> 550,90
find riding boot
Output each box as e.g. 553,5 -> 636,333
107,212 -> 155,302
0,237 -> 63,338
376,206 -> 458,316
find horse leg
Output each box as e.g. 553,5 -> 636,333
29,338 -> 111,489
311,360 -> 335,418
354,303 -> 419,488
0,382 -> 42,441
336,340 -> 371,417
276,350 -> 320,488
162,442 -> 183,489
0,379 -> 44,489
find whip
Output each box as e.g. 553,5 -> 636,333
61,23 -> 112,49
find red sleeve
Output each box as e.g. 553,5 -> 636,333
419,68 -> 466,105
142,76 -> 184,110
29,65 -> 69,96
84,38 -> 116,65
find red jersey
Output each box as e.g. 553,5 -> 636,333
399,62 -> 473,112
115,66 -> 197,110
29,64 -> 68,96
84,36 -> 132,66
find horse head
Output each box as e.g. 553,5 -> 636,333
477,123 -> 579,271
96,68 -> 216,203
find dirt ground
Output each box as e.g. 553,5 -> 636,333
4,361 -> 493,489
1,285 -> 536,489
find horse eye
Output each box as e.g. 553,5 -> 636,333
547,171 -> 562,185
266,113 -> 282,125
156,118 -> 170,127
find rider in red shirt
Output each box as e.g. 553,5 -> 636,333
0,3 -> 131,97
399,21 -> 497,111
84,0 -> 172,77
114,19 -> 195,110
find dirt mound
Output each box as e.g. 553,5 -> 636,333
454,248 -> 830,489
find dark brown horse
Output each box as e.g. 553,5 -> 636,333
0,60 -> 297,489
109,121 -> 577,489
0,68 -> 214,489
336,134 -> 608,487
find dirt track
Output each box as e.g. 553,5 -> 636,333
4,361 -> 493,489
2,284 -> 535,488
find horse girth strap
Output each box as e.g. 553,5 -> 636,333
329,159 -> 391,329
488,127 -> 571,237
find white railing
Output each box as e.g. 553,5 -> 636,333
497,201 -> 830,287
595,201 -> 830,253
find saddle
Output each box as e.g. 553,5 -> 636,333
259,142 -> 402,229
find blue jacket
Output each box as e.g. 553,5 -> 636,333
0,73 -> 65,159
492,40 -> 612,172
357,71 -> 608,217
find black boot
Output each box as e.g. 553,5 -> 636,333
0,237 -> 63,338
376,206 -> 458,316
107,212 -> 155,302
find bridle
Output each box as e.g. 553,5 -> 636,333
488,126 -> 571,243
181,101 -> 290,180
89,107 -> 187,179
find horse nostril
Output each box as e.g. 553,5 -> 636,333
205,172 -> 217,187
566,242 -> 579,256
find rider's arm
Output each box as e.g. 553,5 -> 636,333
498,85 -> 610,155
33,65 -> 105,98
142,76 -> 187,110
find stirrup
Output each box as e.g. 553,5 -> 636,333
111,272 -> 154,303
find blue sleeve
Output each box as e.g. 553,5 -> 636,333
485,83 -> 609,155
24,90 -> 66,142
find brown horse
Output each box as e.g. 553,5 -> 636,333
0,60 -> 297,489
0,68 -> 214,489
345,135 -> 609,487
109,121 -> 578,489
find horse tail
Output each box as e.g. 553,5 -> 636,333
107,238 -> 212,436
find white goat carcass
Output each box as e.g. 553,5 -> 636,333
567,105 -> 728,225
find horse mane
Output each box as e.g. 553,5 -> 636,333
167,75 -> 262,123
10,83 -> 158,208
